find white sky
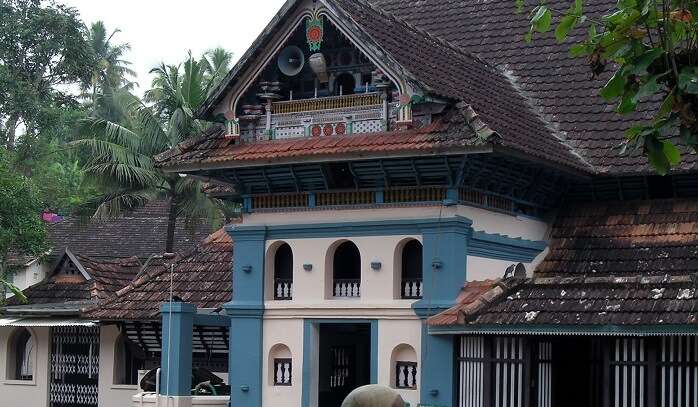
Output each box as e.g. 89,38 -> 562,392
59,0 -> 286,93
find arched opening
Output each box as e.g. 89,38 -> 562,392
6,328 -> 34,381
390,344 -> 418,390
269,344 -> 293,386
114,332 -> 146,385
400,240 -> 423,299
332,241 -> 361,298
273,243 -> 293,300
335,73 -> 356,96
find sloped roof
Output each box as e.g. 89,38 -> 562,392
46,200 -> 212,260
5,252 -> 142,307
85,229 -> 233,321
162,0 -> 588,173
430,199 -> 698,328
369,0 -> 697,174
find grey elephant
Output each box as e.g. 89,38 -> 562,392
341,384 -> 406,407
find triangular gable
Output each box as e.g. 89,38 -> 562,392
50,249 -> 91,282
192,0 -> 587,172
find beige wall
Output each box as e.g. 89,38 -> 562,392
99,324 -> 142,407
0,326 -> 50,407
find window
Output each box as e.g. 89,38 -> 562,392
7,328 -> 34,381
114,333 -> 146,385
332,241 -> 361,298
273,243 -> 293,300
269,344 -> 292,386
390,344 -> 418,390
400,240 -> 423,299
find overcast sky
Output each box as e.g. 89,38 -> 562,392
59,0 -> 286,93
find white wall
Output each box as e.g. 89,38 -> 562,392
0,326 -> 50,407
98,325 -> 142,407
244,204 -> 551,242
7,261 -> 50,298
262,319 -> 304,407
378,319 -> 422,406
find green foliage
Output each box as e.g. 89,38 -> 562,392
0,148 -> 48,302
72,49 -> 235,252
0,0 -> 91,149
519,0 -> 698,175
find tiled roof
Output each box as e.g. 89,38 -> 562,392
369,0 -> 698,174
160,0 -> 589,173
430,199 -> 698,327
85,229 -> 233,321
157,108 -> 484,169
46,200 -> 212,260
6,254 -> 141,306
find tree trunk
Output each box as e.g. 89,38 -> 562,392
165,197 -> 178,253
4,113 -> 19,150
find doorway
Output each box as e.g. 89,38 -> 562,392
318,323 -> 371,406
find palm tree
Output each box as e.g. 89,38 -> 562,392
72,50 -> 233,252
83,21 -> 136,108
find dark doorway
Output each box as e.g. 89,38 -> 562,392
549,338 -> 598,407
335,73 -> 356,95
318,323 -> 371,406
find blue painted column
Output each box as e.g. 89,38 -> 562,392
224,225 -> 267,407
415,216 -> 472,407
160,302 -> 196,396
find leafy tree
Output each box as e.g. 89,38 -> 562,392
0,148 -> 48,303
72,50 -> 234,252
519,0 -> 697,174
82,21 -> 136,109
0,0 -> 91,150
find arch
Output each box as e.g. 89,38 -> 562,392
390,344 -> 418,390
265,241 -> 294,301
394,238 -> 423,299
269,343 -> 293,386
113,332 -> 146,385
6,327 -> 35,381
326,240 -> 361,298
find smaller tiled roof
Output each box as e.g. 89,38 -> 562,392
6,253 -> 141,307
46,199 -> 212,260
156,111 -> 481,169
431,198 -> 698,328
85,229 -> 233,321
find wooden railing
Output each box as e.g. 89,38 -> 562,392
272,93 -> 383,115
333,279 -> 361,298
274,278 -> 293,300
401,278 -> 423,299
316,191 -> 374,206
385,187 -> 447,203
252,193 -> 308,209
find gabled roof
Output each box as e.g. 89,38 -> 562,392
369,0 -> 698,174
85,229 -> 233,321
5,251 -> 142,308
46,199 -> 212,260
167,0 -> 588,173
430,199 -> 698,328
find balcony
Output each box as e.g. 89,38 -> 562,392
274,278 -> 293,300
401,278 -> 423,299
333,279 -> 361,298
239,93 -> 392,142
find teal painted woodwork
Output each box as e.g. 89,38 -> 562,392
159,302 -> 196,396
301,319 -> 378,407
418,324 -> 455,407
225,225 -> 267,407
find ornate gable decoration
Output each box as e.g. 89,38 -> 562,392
306,14 -> 324,51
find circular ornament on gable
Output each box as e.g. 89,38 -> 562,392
311,125 -> 322,137
323,124 -> 334,137
335,122 -> 347,135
